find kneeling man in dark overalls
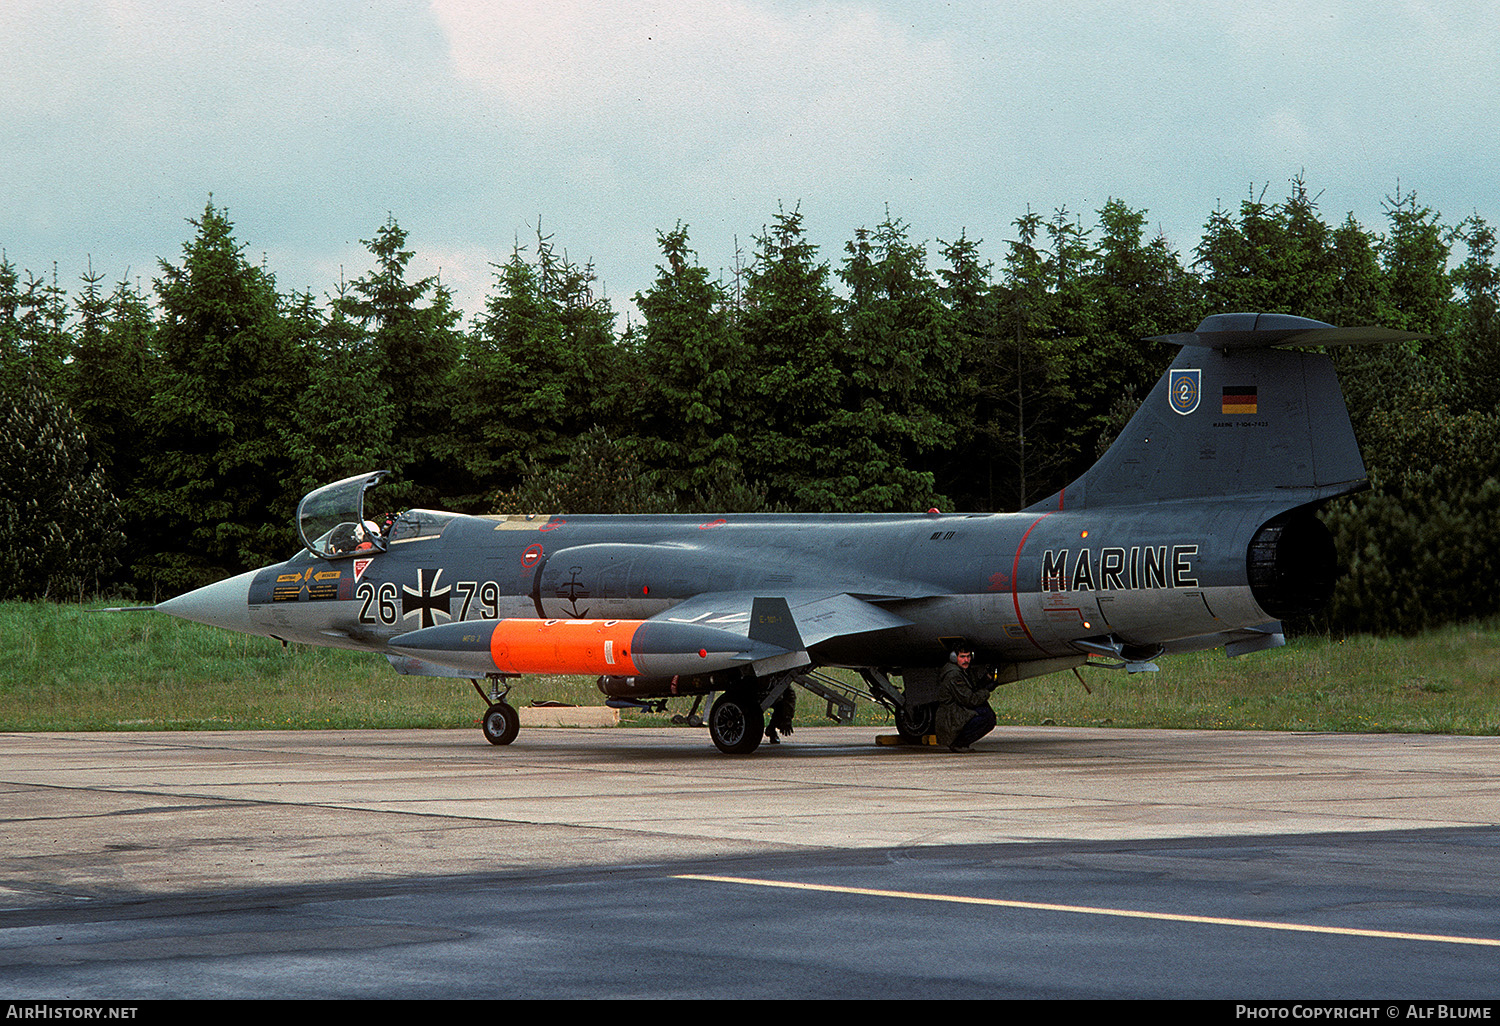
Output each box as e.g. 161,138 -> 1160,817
936,646 -> 995,752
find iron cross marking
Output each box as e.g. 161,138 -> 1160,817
402,568 -> 453,628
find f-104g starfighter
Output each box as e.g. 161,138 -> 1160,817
156,313 -> 1416,754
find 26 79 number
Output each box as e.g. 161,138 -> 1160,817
355,580 -> 501,626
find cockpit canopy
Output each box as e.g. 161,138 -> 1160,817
297,470 -> 390,559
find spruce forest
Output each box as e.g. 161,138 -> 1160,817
3,178 -> 1498,637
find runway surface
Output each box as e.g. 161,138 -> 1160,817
2,724 -> 1498,998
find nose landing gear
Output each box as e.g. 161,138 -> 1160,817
473,676 -> 520,746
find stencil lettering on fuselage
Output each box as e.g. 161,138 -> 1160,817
1040,545 -> 1198,592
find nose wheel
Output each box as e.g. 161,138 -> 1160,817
482,700 -> 520,746
473,676 -> 520,746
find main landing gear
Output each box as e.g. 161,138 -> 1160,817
859,667 -> 937,746
706,691 -> 764,755
705,677 -> 802,755
893,699 -> 937,744
473,677 -> 519,746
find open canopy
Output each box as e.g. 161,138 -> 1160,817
297,470 -> 390,559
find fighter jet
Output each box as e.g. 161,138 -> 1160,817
156,313 -> 1416,754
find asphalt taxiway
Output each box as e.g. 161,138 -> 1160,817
2,725 -> 1499,998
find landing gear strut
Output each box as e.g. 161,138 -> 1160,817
859,667 -> 937,745
473,676 -> 520,746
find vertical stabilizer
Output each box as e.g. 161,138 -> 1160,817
1024,315 -> 1419,512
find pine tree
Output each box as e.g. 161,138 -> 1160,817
0,374 -> 124,600
631,223 -> 747,504
0,255 -> 70,394
738,207 -> 843,510
1378,186 -> 1454,340
1084,199 -> 1201,460
138,201 -> 306,591
62,265 -> 153,481
286,286 -> 398,498
1452,215 -> 1500,413
933,230 -> 997,509
831,214 -> 954,511
465,223 -> 620,505
985,210 -> 1079,509
333,217 -> 462,509
1195,184 -> 1283,313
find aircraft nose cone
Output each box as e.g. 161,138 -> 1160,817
156,569 -> 259,634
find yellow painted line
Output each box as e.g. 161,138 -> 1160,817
675,874 -> 1500,948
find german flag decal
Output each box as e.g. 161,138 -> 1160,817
1222,385 -> 1258,415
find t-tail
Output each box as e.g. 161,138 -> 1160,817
1025,313 -> 1422,514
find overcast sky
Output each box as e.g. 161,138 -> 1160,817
3,0 -> 1496,326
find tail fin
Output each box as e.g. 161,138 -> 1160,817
1025,314 -> 1422,512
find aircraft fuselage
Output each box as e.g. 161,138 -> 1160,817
154,313 -> 1408,752
178,496 -> 1298,675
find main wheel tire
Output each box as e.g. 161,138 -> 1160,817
894,700 -> 937,743
482,701 -> 520,746
708,692 -> 763,755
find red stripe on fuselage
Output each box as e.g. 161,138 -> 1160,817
1011,513 -> 1053,654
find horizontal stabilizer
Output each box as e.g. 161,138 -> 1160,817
1150,313 -> 1426,350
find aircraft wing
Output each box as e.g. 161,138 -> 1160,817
654,591 -> 914,650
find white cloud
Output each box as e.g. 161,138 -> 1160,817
430,1 -> 958,163
5,0 -> 1500,325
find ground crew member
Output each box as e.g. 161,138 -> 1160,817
936,646 -> 995,752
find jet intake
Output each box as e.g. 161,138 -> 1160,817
1246,511 -> 1337,619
